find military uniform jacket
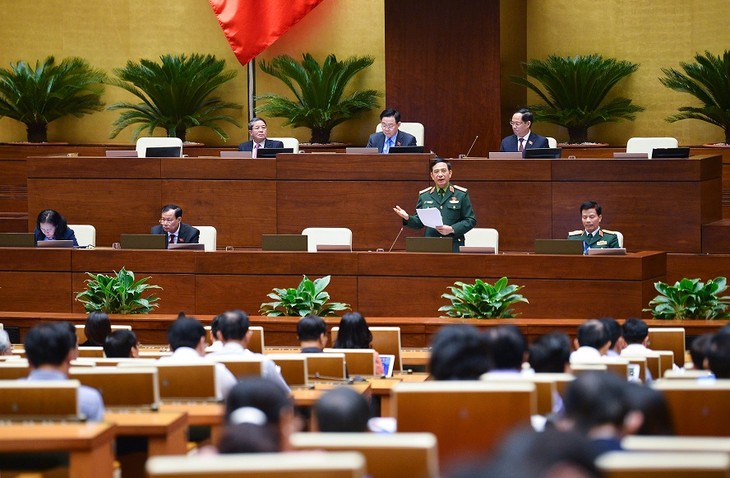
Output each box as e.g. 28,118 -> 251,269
404,183 -> 477,251
567,228 -> 620,249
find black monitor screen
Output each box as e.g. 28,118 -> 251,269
651,147 -> 690,158
524,147 -> 562,159
389,146 -> 424,154
257,147 -> 294,158
145,146 -> 182,157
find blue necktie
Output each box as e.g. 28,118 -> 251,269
384,137 -> 393,154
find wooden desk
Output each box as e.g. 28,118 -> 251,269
369,373 -> 430,417
291,382 -> 371,408
0,422 -> 115,478
104,411 -> 187,456
158,402 -> 224,445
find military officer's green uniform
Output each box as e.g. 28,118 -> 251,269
404,183 -> 477,252
567,228 -> 620,251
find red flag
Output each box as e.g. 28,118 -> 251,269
209,0 -> 324,66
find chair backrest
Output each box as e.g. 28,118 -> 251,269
75,324 -> 132,346
0,360 -> 30,379
622,435 -> 730,454
77,346 -> 105,358
269,137 -> 300,153
546,136 -> 558,148
481,373 -> 557,416
662,369 -> 714,380
135,136 -> 184,158
613,230 -> 624,248
69,366 -> 160,409
331,326 -> 403,372
572,357 -> 630,380
392,381 -> 535,467
210,356 -> 265,380
626,137 -> 679,158
155,362 -> 217,401
375,122 -> 425,146
324,348 -> 377,376
648,327 -> 685,367
303,353 -> 347,381
597,450 -> 729,477
652,379 -> 730,436
191,225 -> 217,251
265,354 -> 308,387
301,227 -> 353,252
146,451 -> 367,478
463,227 -> 499,253
0,380 -> 81,421
68,224 -> 96,247
290,432 -> 439,478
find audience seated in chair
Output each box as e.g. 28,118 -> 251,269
428,324 -> 491,380
297,315 -> 328,353
570,319 -> 611,364
707,331 -> 730,378
313,387 -> 371,433
528,332 -> 571,374
103,329 -> 139,358
81,311 -> 111,346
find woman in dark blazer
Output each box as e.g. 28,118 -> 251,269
34,209 -> 78,246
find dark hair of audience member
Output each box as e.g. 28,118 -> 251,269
624,382 -> 675,435
297,314 -> 326,342
485,325 -> 526,371
333,312 -> 373,349
622,317 -> 649,344
689,333 -> 713,370
83,311 -> 112,346
450,427 -> 602,478
103,329 -> 138,358
218,377 -> 295,454
561,371 -> 633,437
218,309 -> 250,341
314,387 -> 371,432
576,319 -> 610,350
599,317 -> 623,350
528,332 -> 571,373
707,332 -> 730,378
24,322 -> 77,368
167,317 -> 205,350
429,325 -> 491,380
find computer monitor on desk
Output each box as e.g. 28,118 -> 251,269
389,146 -> 424,154
145,146 -> 183,158
524,148 -> 562,159
0,233 -> 35,247
651,147 -> 690,158
257,147 -> 294,159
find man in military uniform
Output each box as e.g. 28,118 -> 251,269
393,158 -> 477,252
567,200 -> 620,252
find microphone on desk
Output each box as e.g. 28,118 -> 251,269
460,135 -> 479,158
388,227 -> 404,253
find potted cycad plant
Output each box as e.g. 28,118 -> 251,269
107,53 -> 242,141
255,53 -> 381,144
440,277 -> 528,319
0,56 -> 106,142
511,54 -> 644,144
659,50 -> 730,146
259,275 -> 350,317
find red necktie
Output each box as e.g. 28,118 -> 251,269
518,138 -> 524,152
169,234 -> 176,244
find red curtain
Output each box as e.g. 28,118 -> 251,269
209,0 -> 325,66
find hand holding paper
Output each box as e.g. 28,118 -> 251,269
416,208 -> 444,228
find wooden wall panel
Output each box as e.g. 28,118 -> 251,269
385,0 -> 502,158
0,272 -> 72,312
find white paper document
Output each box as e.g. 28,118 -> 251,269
416,208 -> 443,228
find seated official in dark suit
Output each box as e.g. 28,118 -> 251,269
150,204 -> 200,244
33,209 -> 78,246
393,158 -> 477,252
238,117 -> 284,158
366,108 -> 417,154
567,200 -> 620,252
499,108 -> 549,157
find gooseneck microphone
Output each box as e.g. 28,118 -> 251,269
388,227 -> 404,253
463,135 -> 479,158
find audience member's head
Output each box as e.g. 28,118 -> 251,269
599,317 -> 626,354
313,387 -> 371,432
529,332 -> 571,373
707,332 -> 730,378
452,427 -> 602,478
83,311 -> 111,346
575,319 -> 611,354
103,329 -> 139,358
429,325 -> 491,380
333,312 -> 373,349
35,209 -> 71,240
297,315 -> 328,351
24,322 -> 77,371
624,382 -> 675,435
689,333 -> 713,370
219,377 -> 296,453
0,330 -> 12,355
622,317 -> 649,345
210,313 -> 222,342
218,309 -> 251,342
485,325 -> 526,372
167,317 -> 206,354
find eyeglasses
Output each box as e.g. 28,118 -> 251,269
380,122 -> 397,130
159,218 -> 178,224
251,125 -> 267,131
509,121 -> 525,126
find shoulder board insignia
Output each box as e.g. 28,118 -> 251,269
453,184 -> 468,192
419,186 -> 432,194
568,230 -> 583,236
601,229 -> 617,234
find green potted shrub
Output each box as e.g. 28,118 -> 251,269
659,50 -> 730,146
511,54 -> 644,144
0,56 -> 106,142
255,53 -> 381,143
439,277 -> 528,319
259,275 -> 350,317
75,267 -> 162,314
107,53 -> 242,141
644,277 -> 730,320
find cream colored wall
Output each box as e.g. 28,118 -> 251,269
526,0 -> 730,145
0,1 -> 384,145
